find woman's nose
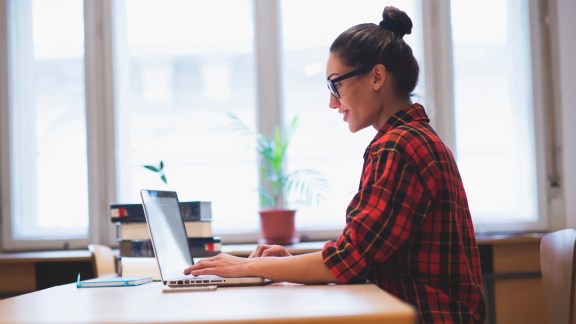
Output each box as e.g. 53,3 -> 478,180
328,94 -> 340,109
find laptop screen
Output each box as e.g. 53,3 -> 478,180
140,190 -> 193,280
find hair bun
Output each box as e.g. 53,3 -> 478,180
379,6 -> 412,38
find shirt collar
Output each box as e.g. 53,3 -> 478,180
375,103 -> 428,139
363,103 -> 430,158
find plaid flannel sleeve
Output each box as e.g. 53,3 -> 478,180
322,147 -> 432,283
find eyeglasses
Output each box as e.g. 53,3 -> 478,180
327,65 -> 373,99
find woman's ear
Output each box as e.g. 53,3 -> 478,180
371,64 -> 387,91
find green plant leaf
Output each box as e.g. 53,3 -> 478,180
227,112 -> 328,209
143,165 -> 160,172
143,161 -> 168,185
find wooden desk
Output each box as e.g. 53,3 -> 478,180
0,282 -> 416,324
0,234 -> 547,323
0,250 -> 93,295
476,233 -> 546,324
0,243 -> 322,296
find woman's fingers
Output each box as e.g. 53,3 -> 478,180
184,253 -> 254,277
249,244 -> 275,257
249,244 -> 292,257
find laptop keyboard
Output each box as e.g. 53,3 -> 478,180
168,274 -> 225,285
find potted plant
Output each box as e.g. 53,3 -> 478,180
229,113 -> 327,244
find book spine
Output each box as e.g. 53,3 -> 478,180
115,221 -> 213,241
119,237 -> 222,258
110,201 -> 212,223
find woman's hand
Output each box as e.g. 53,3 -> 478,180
249,244 -> 292,258
183,253 -> 254,278
183,251 -> 338,284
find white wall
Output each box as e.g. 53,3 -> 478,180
555,0 -> 576,228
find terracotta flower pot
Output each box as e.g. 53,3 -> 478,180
258,209 -> 300,245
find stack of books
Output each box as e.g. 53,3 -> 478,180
111,201 -> 221,259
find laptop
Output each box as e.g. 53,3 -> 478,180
140,189 -> 266,287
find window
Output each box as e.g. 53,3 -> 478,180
280,0 -> 421,234
113,0 -> 259,235
450,0 -> 546,231
0,0 -> 556,250
2,0 -> 88,249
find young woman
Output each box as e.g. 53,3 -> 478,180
184,6 -> 486,323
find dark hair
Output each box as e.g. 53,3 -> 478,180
329,6 -> 419,99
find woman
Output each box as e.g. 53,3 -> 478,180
184,6 -> 486,323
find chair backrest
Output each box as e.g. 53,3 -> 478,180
88,244 -> 118,278
540,229 -> 576,324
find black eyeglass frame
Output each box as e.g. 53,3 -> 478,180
327,65 -> 374,99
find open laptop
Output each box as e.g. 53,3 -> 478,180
140,189 -> 265,287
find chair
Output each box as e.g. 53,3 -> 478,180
88,244 -> 118,278
540,228 -> 576,324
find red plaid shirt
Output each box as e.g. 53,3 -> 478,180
323,104 -> 486,323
